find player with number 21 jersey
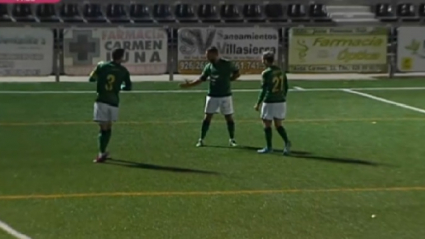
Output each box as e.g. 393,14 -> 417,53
254,51 -> 291,155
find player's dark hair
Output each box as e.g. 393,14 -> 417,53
265,57 -> 274,63
112,48 -> 125,61
262,51 -> 274,64
206,46 -> 219,54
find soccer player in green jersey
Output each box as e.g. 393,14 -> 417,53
254,51 -> 291,155
89,48 -> 132,163
180,46 -> 240,147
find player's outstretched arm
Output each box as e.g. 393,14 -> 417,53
179,78 -> 203,88
180,65 -> 209,88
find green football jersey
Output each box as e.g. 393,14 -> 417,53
200,58 -> 239,97
257,65 -> 288,104
89,61 -> 132,107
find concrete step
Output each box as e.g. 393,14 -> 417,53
326,5 -> 372,13
330,12 -> 375,18
333,18 -> 379,22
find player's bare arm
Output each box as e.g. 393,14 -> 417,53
254,74 -> 267,111
89,61 -> 105,82
179,78 -> 204,88
230,70 -> 240,81
88,67 -> 99,82
230,62 -> 240,81
283,74 -> 289,96
180,63 -> 210,88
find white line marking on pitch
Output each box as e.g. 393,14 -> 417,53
342,89 -> 425,114
293,86 -> 305,91
0,86 -> 425,94
0,219 -> 31,239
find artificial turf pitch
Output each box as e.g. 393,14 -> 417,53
0,79 -> 424,239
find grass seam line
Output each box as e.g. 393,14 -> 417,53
1,186 -> 425,201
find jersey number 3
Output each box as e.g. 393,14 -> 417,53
105,74 -> 115,91
272,76 -> 284,92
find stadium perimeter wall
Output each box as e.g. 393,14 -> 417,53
1,25 -> 425,81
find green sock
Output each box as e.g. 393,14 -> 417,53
276,126 -> 289,144
264,127 -> 272,148
227,121 -> 235,139
200,120 -> 210,140
98,129 -> 112,153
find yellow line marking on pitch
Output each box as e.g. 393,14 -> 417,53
0,186 -> 424,201
0,117 -> 424,126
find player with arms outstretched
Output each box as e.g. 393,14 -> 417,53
254,51 -> 291,155
180,47 -> 240,147
89,48 -> 132,163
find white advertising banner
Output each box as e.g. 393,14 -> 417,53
178,27 -> 279,74
397,27 -> 425,72
63,28 -> 168,75
0,28 -> 53,76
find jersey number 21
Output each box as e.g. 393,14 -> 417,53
272,75 -> 284,92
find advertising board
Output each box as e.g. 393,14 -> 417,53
288,27 -> 388,73
397,27 -> 425,72
178,27 -> 279,74
63,28 -> 168,75
0,28 -> 53,76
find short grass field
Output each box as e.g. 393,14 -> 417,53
1,79 -> 425,239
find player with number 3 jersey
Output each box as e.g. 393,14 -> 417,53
254,51 -> 291,155
89,48 -> 132,163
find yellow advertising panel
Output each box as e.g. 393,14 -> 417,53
288,27 -> 388,73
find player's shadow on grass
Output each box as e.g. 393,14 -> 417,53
104,158 -> 220,175
206,145 -> 380,166
288,151 -> 380,166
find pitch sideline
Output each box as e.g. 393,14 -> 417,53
0,220 -> 31,239
343,89 -> 425,115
